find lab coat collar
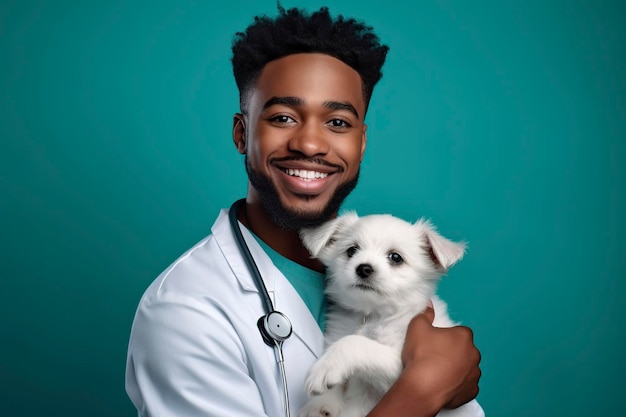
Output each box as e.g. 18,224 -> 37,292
212,208 -> 324,358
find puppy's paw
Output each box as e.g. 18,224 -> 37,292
305,358 -> 345,395
297,395 -> 342,417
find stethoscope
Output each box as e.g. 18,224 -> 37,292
228,199 -> 293,417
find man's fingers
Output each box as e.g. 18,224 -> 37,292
420,303 -> 435,324
407,302 -> 435,330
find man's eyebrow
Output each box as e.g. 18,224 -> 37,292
262,96 -> 304,110
324,101 -> 359,120
262,96 -> 360,120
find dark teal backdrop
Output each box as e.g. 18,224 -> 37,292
1,1 -> 624,416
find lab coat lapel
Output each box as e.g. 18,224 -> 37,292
212,209 -> 324,358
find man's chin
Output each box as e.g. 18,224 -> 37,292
265,198 -> 334,230
274,198 -> 331,228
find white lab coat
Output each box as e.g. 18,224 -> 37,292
125,208 -> 485,417
126,208 -> 323,417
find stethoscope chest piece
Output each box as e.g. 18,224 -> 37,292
258,311 -> 293,346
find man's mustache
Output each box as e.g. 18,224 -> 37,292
271,156 -> 344,171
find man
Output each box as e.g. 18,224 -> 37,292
126,6 -> 482,417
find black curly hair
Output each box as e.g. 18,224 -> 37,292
231,5 -> 389,113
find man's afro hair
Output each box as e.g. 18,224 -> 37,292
231,6 -> 389,111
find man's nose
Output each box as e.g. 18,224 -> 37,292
287,121 -> 330,157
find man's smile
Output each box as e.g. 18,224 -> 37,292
275,165 -> 337,195
281,168 -> 329,180
271,158 -> 344,195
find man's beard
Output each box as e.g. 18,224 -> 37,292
245,156 -> 359,230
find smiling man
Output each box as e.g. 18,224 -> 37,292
239,54 -> 365,227
125,6 -> 482,417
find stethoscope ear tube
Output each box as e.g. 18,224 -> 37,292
229,199 -> 275,314
229,199 -> 292,417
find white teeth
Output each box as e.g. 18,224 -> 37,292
285,169 -> 328,179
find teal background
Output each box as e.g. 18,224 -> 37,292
1,0 -> 624,416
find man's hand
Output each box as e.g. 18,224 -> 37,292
367,306 -> 481,417
403,306 -> 481,410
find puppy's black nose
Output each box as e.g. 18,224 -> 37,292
356,263 -> 374,279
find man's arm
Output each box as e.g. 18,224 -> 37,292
367,306 -> 482,417
125,293 -> 271,417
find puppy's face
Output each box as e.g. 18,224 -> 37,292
300,213 -> 465,314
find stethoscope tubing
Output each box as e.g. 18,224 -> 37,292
228,199 -> 291,417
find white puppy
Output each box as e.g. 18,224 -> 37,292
297,212 -> 482,417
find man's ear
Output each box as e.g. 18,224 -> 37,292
233,113 -> 246,154
360,125 -> 367,161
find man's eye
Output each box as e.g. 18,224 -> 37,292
346,246 -> 359,258
328,119 -> 350,128
388,252 -> 403,265
270,115 -> 294,123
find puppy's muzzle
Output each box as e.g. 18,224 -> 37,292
356,263 -> 374,279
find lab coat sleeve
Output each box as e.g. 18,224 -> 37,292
126,291 -> 271,417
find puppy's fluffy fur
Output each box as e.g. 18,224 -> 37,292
297,212 -> 479,417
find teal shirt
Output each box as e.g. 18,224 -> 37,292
252,234 -> 327,331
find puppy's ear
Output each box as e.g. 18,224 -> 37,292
417,219 -> 467,270
300,212 -> 359,257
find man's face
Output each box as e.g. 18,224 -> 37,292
234,53 -> 367,229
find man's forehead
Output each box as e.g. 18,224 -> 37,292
257,52 -> 362,81
249,53 -> 366,111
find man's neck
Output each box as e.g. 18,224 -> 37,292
237,198 -> 325,273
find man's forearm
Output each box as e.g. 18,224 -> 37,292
366,366 -> 444,417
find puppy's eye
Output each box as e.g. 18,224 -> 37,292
388,252 -> 403,265
346,246 -> 359,258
